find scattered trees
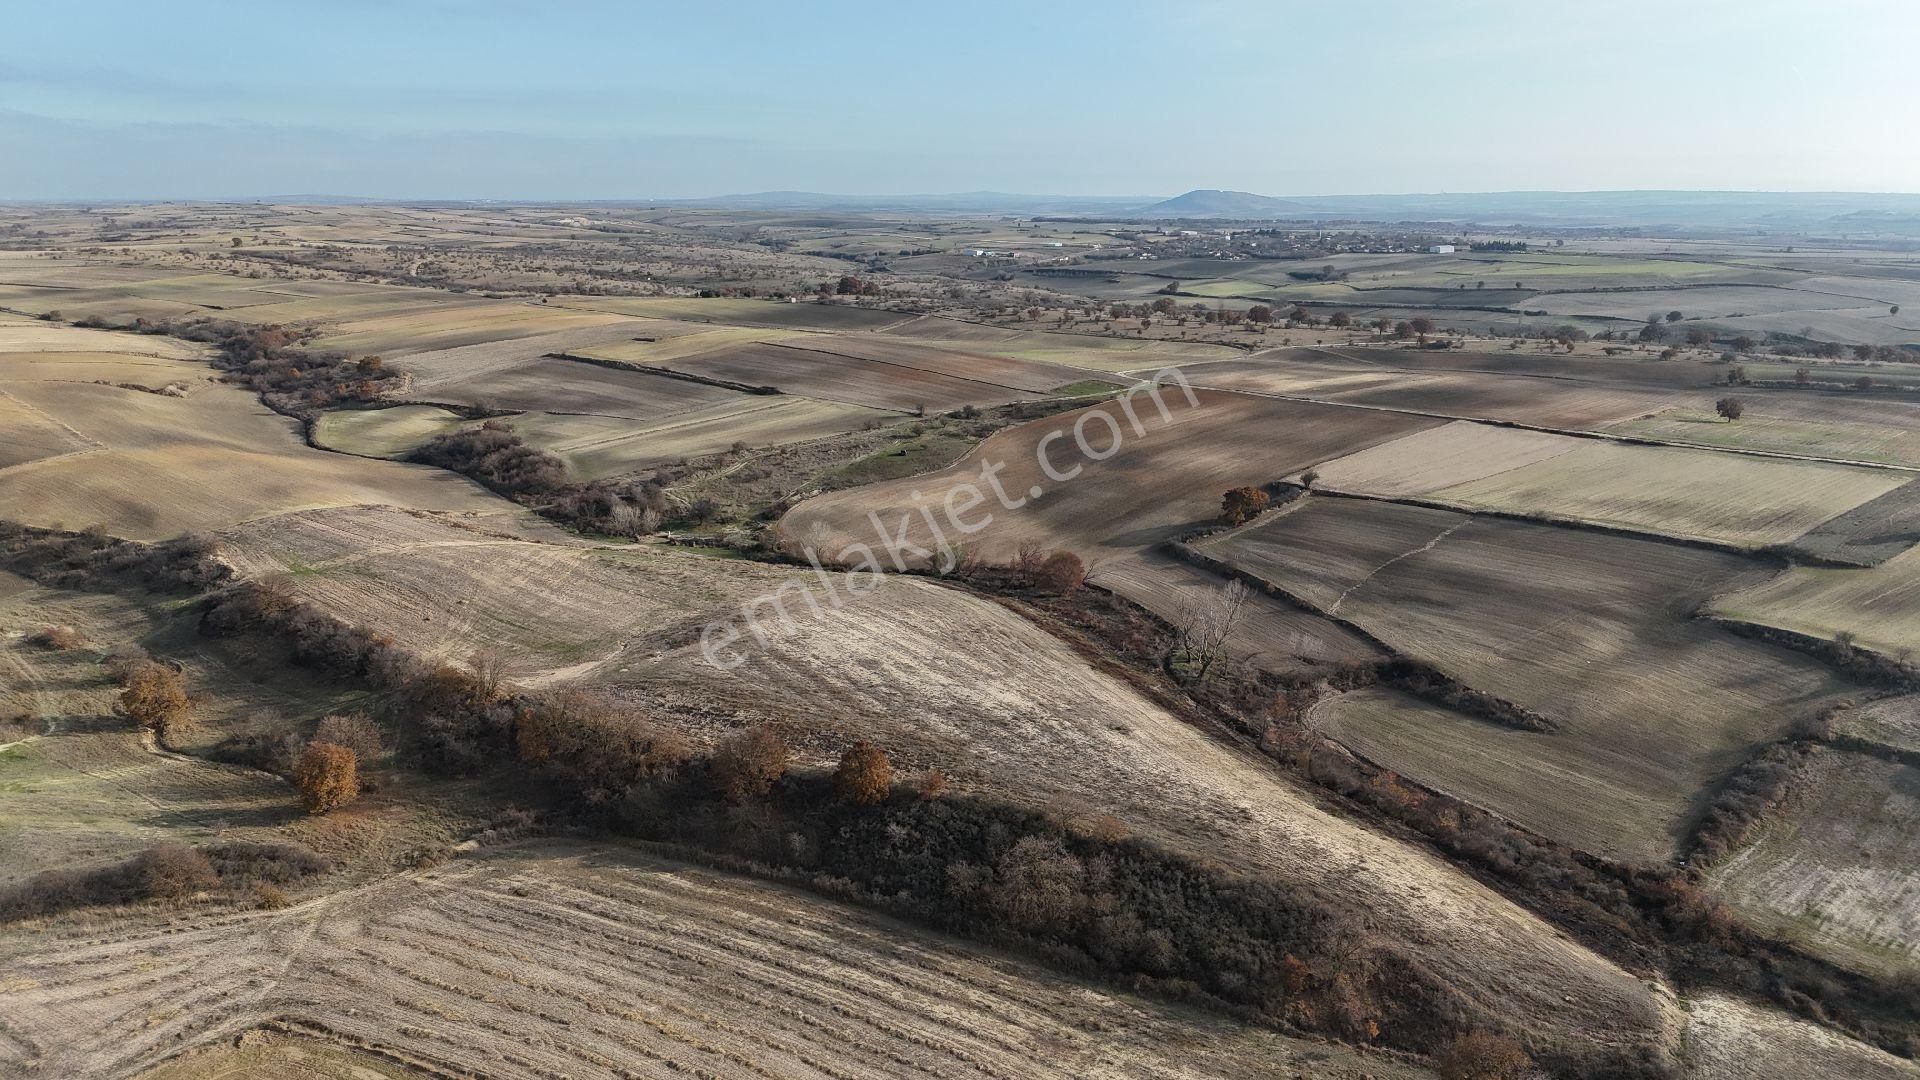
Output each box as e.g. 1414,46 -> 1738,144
292,741 -> 359,814
833,740 -> 893,805
1246,304 -> 1273,324
120,661 -> 191,741
1220,486 -> 1270,525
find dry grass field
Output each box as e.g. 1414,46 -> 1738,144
1708,749 -> 1920,977
1709,544 -> 1920,658
1610,404 -> 1920,469
1424,439 -> 1909,547
1203,499 -> 1858,859
8,205 -> 1920,1078
201,508 -> 1665,1051
310,405 -> 469,458
0,845 -> 1435,1080
1303,420 -> 1584,497
0,334 -> 511,540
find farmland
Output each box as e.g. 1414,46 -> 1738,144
5,200 -> 1920,1079
0,329 -> 510,539
1199,498 -> 1857,859
1708,749 -> 1920,976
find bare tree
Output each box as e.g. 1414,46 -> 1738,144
1171,579 -> 1249,682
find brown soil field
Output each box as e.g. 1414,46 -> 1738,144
1787,481 -> 1920,566
1205,499 -> 1858,860
0,845 -> 1434,1080
569,324 -> 810,366
797,335 -> 1107,393
0,344 -> 511,540
784,390 -> 1439,563
1709,749 -> 1920,976
669,343 -> 1034,412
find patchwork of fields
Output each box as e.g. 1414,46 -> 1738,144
1200,499 -> 1857,859
6,213 -> 1920,1078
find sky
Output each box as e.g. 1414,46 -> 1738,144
3,0 -> 1917,200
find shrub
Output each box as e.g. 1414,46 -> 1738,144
917,769 -> 949,800
833,740 -> 893,805
1434,1032 -> 1531,1080
1220,486 -> 1270,524
1035,551 -> 1086,593
292,742 -> 360,815
120,661 -> 191,740
411,421 -> 568,498
313,712 -> 384,762
711,725 -> 791,802
27,625 -> 86,650
128,843 -> 221,901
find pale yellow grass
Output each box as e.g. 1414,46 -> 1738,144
310,301 -> 634,356
1710,544 -> 1920,656
1709,749 -> 1920,976
1306,419 -> 1583,496
310,405 -> 467,458
0,374 -> 508,539
1430,440 -> 1908,546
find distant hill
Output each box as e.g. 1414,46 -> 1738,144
1137,189 -> 1311,218
660,191 -> 1157,215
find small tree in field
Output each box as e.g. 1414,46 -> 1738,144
1715,396 -> 1745,421
1221,486 -> 1270,524
1433,1032 -> 1531,1080
292,742 -> 359,815
711,725 -> 790,801
834,741 -> 892,805
121,661 -> 190,741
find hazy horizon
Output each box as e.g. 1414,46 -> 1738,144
5,0 -> 1917,201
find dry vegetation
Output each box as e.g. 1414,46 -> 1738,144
7,205 -> 1920,1079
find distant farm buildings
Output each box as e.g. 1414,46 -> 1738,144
1428,244 -> 1456,254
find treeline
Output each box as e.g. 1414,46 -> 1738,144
192,578 -> 1527,1063
406,421 -> 678,537
0,841 -> 328,922
67,314 -> 401,419
0,522 -> 231,592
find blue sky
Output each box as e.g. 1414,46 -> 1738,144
3,0 -> 1916,199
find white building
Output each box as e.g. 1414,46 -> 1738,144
1428,244 -> 1455,254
